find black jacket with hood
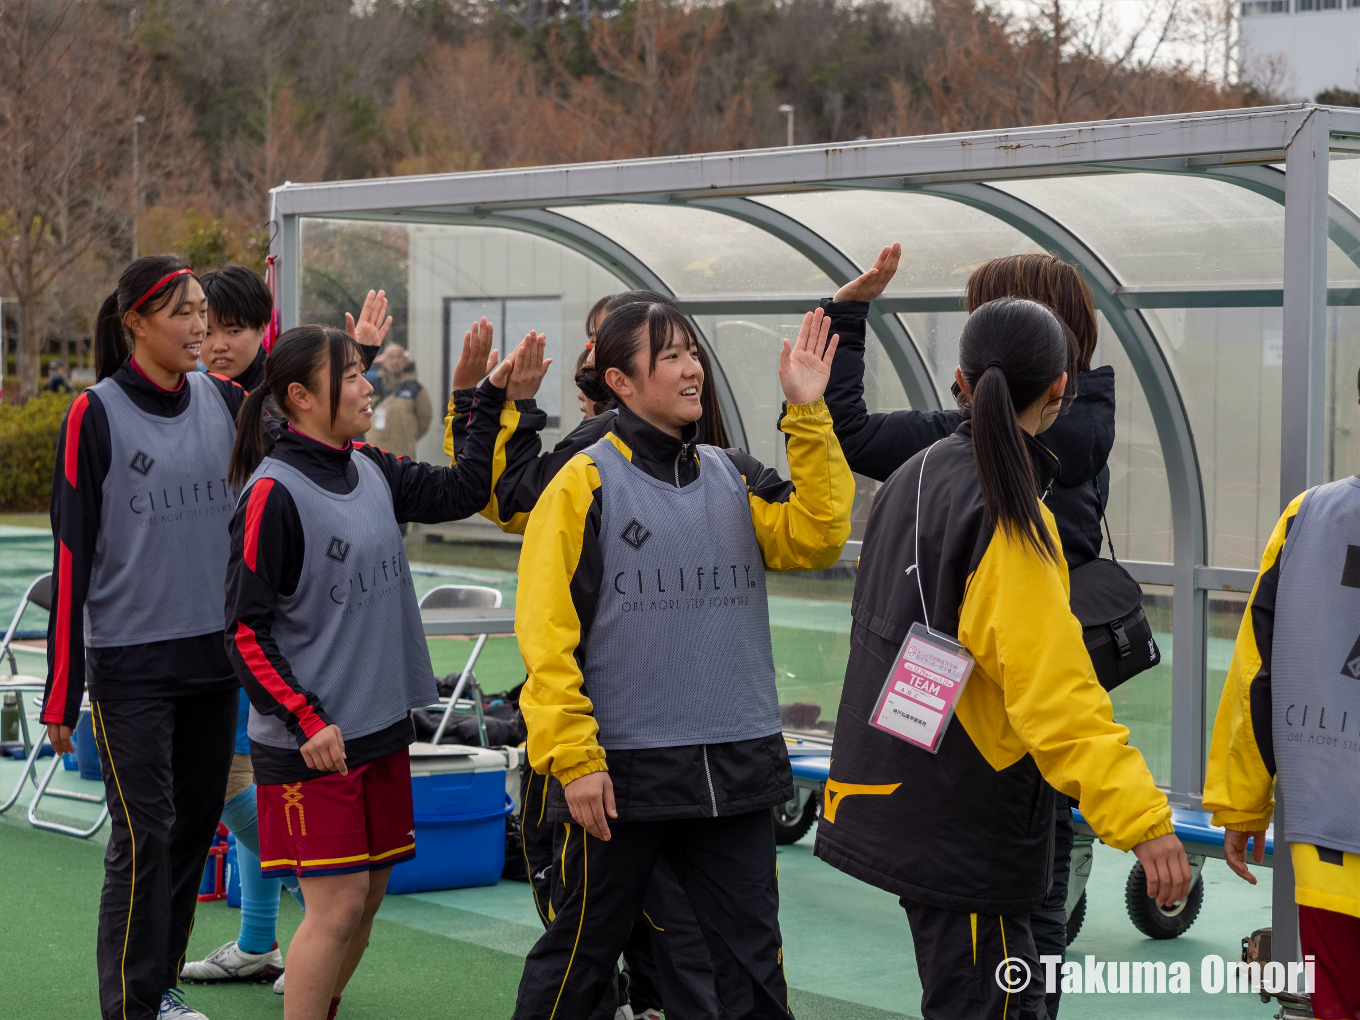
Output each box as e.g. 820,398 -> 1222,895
814,421 -> 1171,913
816,298 -> 1117,568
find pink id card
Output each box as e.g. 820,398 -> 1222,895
869,622 -> 974,754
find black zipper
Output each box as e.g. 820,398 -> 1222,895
675,442 -> 690,488
701,745 -> 718,817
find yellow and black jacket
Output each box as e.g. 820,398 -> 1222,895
1203,491 -> 1360,918
515,400 -> 853,822
445,386 -> 612,535
815,421 -> 1172,914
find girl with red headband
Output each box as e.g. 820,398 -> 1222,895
43,255 -> 249,1020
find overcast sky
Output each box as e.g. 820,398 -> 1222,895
985,0 -> 1235,80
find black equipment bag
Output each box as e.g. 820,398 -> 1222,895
1066,481 -> 1160,692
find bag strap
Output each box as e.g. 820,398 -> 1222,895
907,440 -> 943,630
1093,475 -> 1118,564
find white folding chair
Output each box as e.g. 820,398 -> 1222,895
0,571 -> 108,836
1,573 -> 52,814
419,584 -> 502,746
1,572 -> 51,676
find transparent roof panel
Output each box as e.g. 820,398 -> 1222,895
992,173 -> 1291,286
755,191 -> 1043,292
552,203 -> 833,297
1328,153 -> 1360,279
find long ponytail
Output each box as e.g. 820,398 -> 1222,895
229,387 -> 274,486
228,323 -> 362,486
94,293 -> 127,381
95,255 -> 196,381
959,298 -> 1072,562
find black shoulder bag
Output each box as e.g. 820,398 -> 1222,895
1066,480 -> 1160,692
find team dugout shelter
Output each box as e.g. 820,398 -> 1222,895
268,103 -> 1360,958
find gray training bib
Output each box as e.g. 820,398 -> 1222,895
84,372 -> 237,646
1273,476 -> 1360,854
580,438 -> 781,750
243,454 -> 437,748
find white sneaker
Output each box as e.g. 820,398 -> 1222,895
273,970 -> 286,995
637,1010 -> 663,1020
180,940 -> 284,983
613,1006 -> 634,1020
158,989 -> 210,1019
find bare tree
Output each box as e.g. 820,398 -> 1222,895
0,0 -> 195,399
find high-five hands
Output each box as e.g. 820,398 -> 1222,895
779,307 -> 839,405
833,243 -> 901,303
506,332 -> 551,401
451,318 -> 500,390
487,331 -> 553,400
345,290 -> 394,350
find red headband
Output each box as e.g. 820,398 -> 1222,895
129,268 -> 193,313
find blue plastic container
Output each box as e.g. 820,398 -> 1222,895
386,745 -> 513,895
74,713 -> 101,781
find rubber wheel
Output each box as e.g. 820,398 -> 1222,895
1065,890 -> 1087,946
772,792 -> 819,845
1125,861 -> 1203,939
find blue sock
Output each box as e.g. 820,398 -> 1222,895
220,786 -> 282,956
234,836 -> 281,955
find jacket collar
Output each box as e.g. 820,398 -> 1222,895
608,404 -> 701,487
232,345 -> 267,393
112,357 -> 190,417
270,425 -> 358,495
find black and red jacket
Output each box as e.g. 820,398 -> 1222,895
224,377 -> 507,784
42,359 -> 247,727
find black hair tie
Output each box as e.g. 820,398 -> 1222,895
985,360 -> 1006,373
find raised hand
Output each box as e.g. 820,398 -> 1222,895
779,308 -> 839,405
506,332 -> 552,401
487,336 -> 519,389
451,318 -> 500,390
344,289 -> 394,350
833,243 -> 902,303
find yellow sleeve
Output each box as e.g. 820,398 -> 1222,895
516,453 -> 609,784
445,395 -> 531,534
1203,491 -> 1306,832
957,510 -> 1173,852
745,397 -> 855,572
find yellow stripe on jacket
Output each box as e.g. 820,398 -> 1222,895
1203,490 -> 1306,834
445,394 -> 532,534
956,503 -> 1173,852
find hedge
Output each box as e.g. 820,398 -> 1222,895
0,392 -> 76,511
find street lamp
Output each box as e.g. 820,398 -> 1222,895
778,104 -> 795,147
131,114 -> 146,257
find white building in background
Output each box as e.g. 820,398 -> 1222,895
1238,0 -> 1360,100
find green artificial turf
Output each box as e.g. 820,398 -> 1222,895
0,819 -> 527,1019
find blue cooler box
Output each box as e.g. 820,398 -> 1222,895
387,743 -> 515,894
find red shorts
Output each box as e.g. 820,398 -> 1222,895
1300,904 -> 1360,1020
258,747 -> 416,878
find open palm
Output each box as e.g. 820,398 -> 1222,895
779,308 -> 839,405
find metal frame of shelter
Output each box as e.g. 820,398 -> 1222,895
271,104 -> 1360,958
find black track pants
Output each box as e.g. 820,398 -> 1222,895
522,770 -> 727,1020
92,691 -> 237,1020
513,809 -> 792,1020
1028,793 -> 1073,1019
902,899 -> 1049,1020
631,856 -> 726,1020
